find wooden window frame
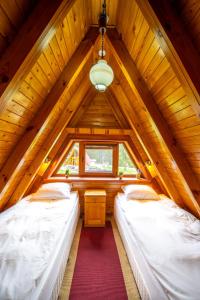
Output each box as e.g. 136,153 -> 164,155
79,141 -> 118,177
54,140 -> 141,178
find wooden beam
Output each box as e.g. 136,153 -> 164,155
0,0 -> 77,112
0,28 -> 98,196
134,0 -> 200,118
107,29 -> 200,215
68,88 -> 96,127
44,136 -> 73,179
65,128 -> 133,136
106,89 -> 131,129
110,83 -> 200,217
5,81 -> 91,208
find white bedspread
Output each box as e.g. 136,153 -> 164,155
119,196 -> 200,300
0,195 -> 77,300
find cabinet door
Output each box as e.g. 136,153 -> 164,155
85,202 -> 105,226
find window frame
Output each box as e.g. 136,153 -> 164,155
54,140 -> 141,178
79,141 -> 118,177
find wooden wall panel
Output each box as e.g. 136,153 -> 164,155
116,0 -> 200,210
0,0 -> 90,171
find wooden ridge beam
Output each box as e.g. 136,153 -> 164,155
134,0 -> 200,118
107,29 -> 200,215
0,27 -> 98,197
0,0 -> 77,112
110,83 -> 200,217
5,81 -> 91,208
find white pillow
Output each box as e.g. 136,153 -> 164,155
29,189 -> 70,201
122,184 -> 156,195
39,182 -> 72,192
126,190 -> 160,200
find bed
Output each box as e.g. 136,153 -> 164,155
114,185 -> 200,300
0,182 -> 80,300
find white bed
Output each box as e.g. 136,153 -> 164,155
115,190 -> 200,300
0,183 -> 79,300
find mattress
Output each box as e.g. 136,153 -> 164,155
0,191 -> 79,300
114,194 -> 167,300
115,194 -> 200,300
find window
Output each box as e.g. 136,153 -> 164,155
56,141 -> 140,178
84,144 -> 114,174
118,143 -> 137,175
57,142 -> 79,175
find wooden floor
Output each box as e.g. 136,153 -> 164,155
58,217 -> 141,300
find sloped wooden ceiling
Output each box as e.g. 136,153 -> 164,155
0,0 -> 199,217
68,89 -> 130,129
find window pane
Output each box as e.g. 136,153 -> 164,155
118,143 -> 137,174
57,143 -> 79,175
85,145 -> 113,173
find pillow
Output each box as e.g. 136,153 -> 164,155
39,182 -> 72,192
29,189 -> 70,201
126,190 -> 160,200
122,184 -> 156,195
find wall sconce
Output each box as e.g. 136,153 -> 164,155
145,160 -> 152,166
44,156 -> 51,164
145,160 -> 157,177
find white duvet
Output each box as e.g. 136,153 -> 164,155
120,197 -> 200,300
0,196 -> 76,300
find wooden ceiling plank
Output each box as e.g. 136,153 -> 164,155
69,88 -> 96,127
0,0 -> 77,113
106,89 -> 130,129
4,81 -> 90,208
107,29 -> 200,212
0,27 -> 98,196
110,83 -> 200,217
134,0 -> 200,118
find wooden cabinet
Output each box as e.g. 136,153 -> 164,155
84,190 -> 106,227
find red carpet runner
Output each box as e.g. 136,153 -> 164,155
69,222 -> 128,300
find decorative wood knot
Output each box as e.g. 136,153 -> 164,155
0,74 -> 9,83
63,81 -> 66,86
172,138 -> 177,146
156,161 -> 159,165
26,125 -> 34,131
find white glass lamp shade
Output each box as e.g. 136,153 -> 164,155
89,59 -> 114,92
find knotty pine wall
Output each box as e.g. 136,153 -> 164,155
116,0 -> 200,206
0,0 -> 89,171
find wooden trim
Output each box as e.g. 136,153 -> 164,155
134,0 -> 200,119
0,27 -> 98,199
0,0 -> 77,112
107,29 -> 200,216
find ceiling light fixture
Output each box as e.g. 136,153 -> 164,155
89,0 -> 114,92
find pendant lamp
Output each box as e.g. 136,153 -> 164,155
89,1 -> 114,92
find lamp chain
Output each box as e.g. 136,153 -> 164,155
101,31 -> 104,59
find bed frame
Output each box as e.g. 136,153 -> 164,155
114,196 -> 168,300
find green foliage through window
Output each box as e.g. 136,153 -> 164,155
118,143 -> 137,175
